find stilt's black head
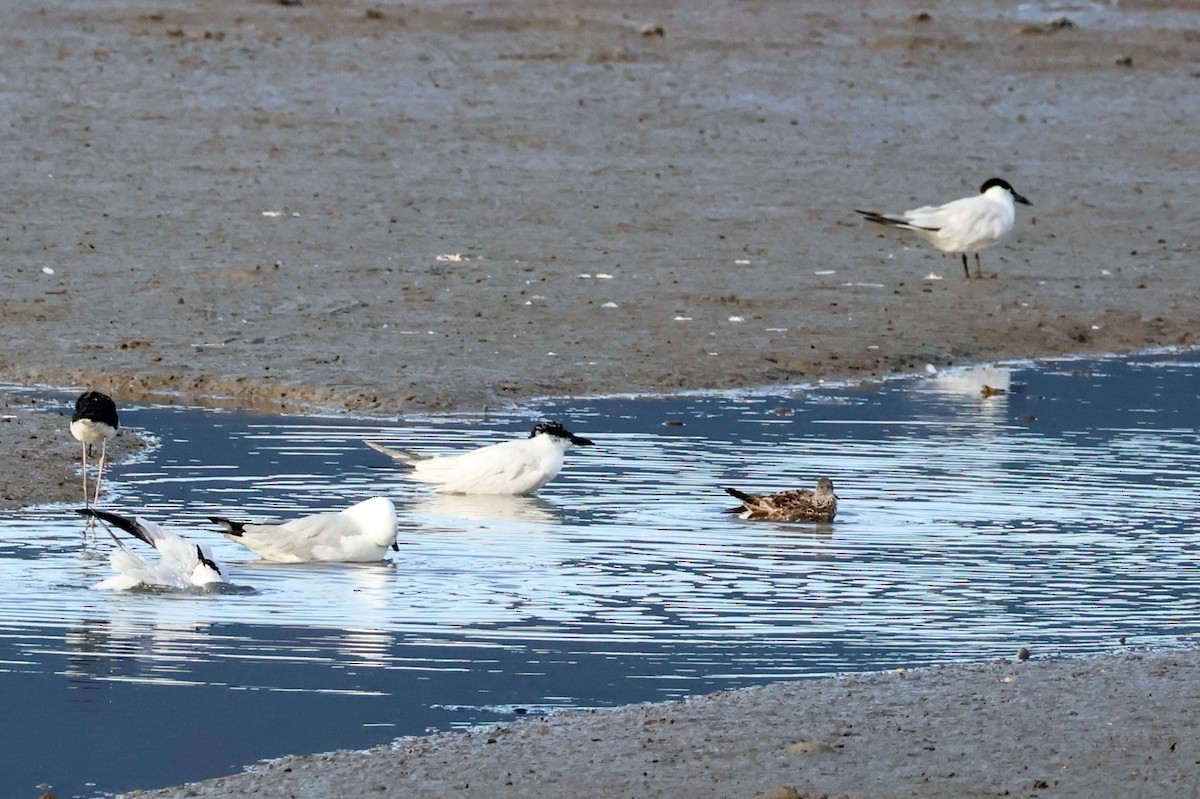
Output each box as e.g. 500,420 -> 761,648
73,391 -> 120,428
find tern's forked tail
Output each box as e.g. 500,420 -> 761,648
855,209 -> 938,232
208,517 -> 247,536
365,440 -> 423,466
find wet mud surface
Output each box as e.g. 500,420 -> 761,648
127,648 -> 1200,799
0,391 -> 146,510
1,0 -> 1196,417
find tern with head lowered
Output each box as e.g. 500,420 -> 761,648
77,508 -> 227,590
70,391 -> 119,516
857,177 -> 1032,278
725,477 -> 839,523
207,496 -> 398,563
366,421 -> 595,496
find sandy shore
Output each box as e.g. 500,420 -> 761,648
4,0 -> 1199,796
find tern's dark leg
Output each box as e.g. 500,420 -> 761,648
961,253 -> 971,279
974,253 -> 985,279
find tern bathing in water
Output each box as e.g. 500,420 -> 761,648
366,421 -> 594,496
78,508 -> 227,591
208,497 -> 398,563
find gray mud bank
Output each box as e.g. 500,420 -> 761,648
2,0 -> 1196,416
125,648 -> 1200,799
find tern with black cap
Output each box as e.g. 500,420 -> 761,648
857,177 -> 1032,278
367,421 -> 595,495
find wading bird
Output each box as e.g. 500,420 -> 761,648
70,391 -> 119,517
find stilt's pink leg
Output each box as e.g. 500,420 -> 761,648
93,441 -> 108,507
81,441 -> 90,507
81,441 -> 94,532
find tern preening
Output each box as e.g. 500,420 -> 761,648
208,496 -> 398,562
77,508 -> 226,590
366,421 -> 595,495
70,391 -> 119,515
725,478 -> 839,522
856,177 -> 1032,278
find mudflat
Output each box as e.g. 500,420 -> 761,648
4,0 -> 1198,796
124,648 -> 1200,799
2,0 -> 1195,418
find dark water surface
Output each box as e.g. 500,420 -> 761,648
3,352 -> 1199,797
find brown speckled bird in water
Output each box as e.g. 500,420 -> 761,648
724,477 -> 838,522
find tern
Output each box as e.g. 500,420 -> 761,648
366,421 -> 595,495
856,177 -> 1032,278
77,508 -> 226,590
70,391 -> 119,515
725,477 -> 839,522
207,496 -> 399,562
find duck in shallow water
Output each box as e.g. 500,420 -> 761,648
724,477 -> 838,522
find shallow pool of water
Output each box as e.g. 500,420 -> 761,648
4,351 -> 1200,797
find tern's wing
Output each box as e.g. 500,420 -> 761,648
365,440 -> 424,465
128,517 -> 177,549
901,200 -> 959,230
78,509 -> 159,548
423,440 -> 546,494
905,195 -> 1003,239
127,519 -> 225,585
98,548 -> 170,589
148,531 -> 210,584
236,512 -> 358,561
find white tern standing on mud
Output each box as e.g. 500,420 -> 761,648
857,177 -> 1032,278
